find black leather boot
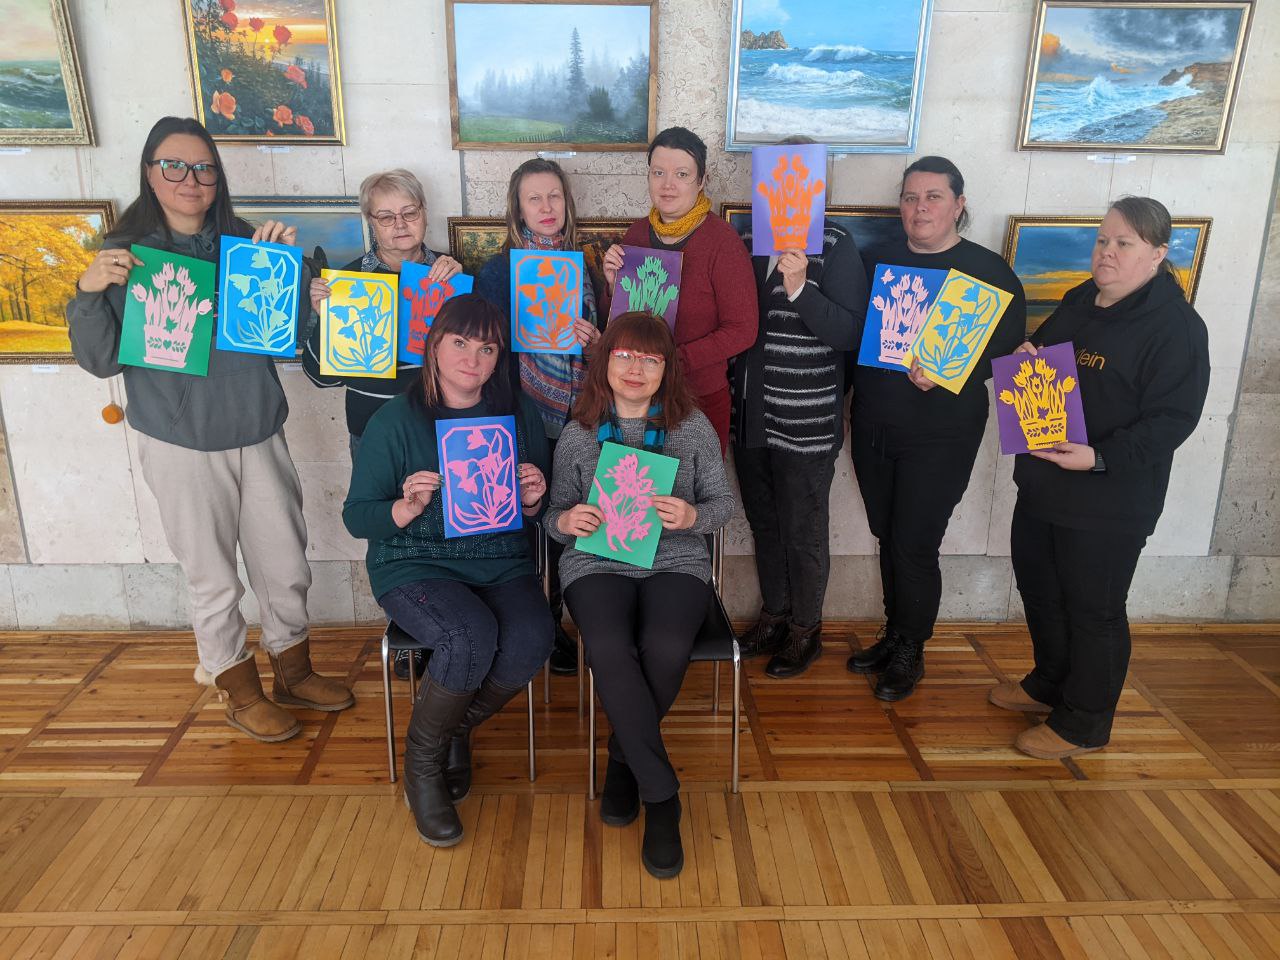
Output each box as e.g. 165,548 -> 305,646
404,678 -> 473,847
642,794 -> 683,879
600,754 -> 640,826
874,636 -> 925,702
764,622 -> 823,679
846,624 -> 896,675
547,621 -> 578,676
445,676 -> 525,803
738,609 -> 789,659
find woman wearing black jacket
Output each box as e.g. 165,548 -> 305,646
847,156 -> 1025,701
992,196 -> 1209,760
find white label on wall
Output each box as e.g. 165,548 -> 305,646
258,145 -> 292,154
0,147 -> 32,155
29,365 -> 59,373
538,151 -> 577,159
1087,154 -> 1137,164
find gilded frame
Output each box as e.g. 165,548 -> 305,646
0,200 -> 116,362
446,215 -> 634,276
719,202 -> 906,253
445,0 -> 658,151
1016,1 -> 1254,154
1003,214 -> 1212,333
181,0 -> 347,145
232,196 -> 369,269
0,0 -> 94,146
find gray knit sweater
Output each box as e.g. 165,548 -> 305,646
545,410 -> 736,589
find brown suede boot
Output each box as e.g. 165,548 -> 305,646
215,658 -> 301,742
269,638 -> 355,712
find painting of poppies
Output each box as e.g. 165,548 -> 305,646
0,0 -> 93,145
183,0 -> 345,144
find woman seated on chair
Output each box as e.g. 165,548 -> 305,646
545,312 -> 735,879
343,294 -> 553,848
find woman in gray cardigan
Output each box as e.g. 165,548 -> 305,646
545,312 -> 735,880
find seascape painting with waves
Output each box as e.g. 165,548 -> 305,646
726,0 -> 933,153
0,0 -> 92,145
1019,2 -> 1253,154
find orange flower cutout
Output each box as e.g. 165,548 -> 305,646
220,68 -> 233,83
211,90 -> 237,121
295,114 -> 315,136
272,104 -> 294,126
273,23 -> 292,46
284,64 -> 307,88
248,16 -> 264,31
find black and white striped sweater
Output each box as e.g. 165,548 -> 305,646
731,220 -> 868,454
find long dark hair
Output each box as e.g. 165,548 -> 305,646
110,116 -> 244,243
572,312 -> 695,431
501,158 -> 580,253
410,294 -> 514,417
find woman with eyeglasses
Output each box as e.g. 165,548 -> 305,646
68,116 -> 353,743
304,169 -> 463,461
545,312 -> 735,879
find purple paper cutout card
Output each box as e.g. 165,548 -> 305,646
608,245 -> 682,329
510,249 -> 583,355
436,415 -> 522,538
856,263 -> 949,372
398,264 -> 474,364
751,143 -> 827,256
992,342 -> 1088,455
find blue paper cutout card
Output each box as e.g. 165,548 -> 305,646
856,263 -> 948,372
216,236 -> 303,357
398,263 -> 474,364
510,249 -> 583,355
436,415 -> 523,539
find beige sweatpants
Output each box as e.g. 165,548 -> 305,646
137,429 -> 312,679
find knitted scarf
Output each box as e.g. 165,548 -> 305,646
649,192 -> 711,240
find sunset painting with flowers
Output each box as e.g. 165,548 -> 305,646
183,0 -> 344,143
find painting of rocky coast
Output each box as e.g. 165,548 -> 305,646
1020,2 -> 1253,153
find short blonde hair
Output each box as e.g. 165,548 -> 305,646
358,168 -> 427,218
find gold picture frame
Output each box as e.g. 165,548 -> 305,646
0,0 -> 94,146
0,200 -> 116,362
447,215 -> 634,275
181,0 -> 346,145
1003,215 -> 1212,333
1016,1 -> 1254,154
445,0 -> 658,151
719,202 -> 906,253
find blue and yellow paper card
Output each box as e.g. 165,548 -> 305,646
398,263 -> 474,364
319,269 -> 398,378
510,249 -> 583,355
903,269 -> 1014,394
856,263 -> 948,372
216,237 -> 302,357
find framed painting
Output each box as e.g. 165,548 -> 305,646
446,216 -> 633,294
445,0 -> 657,151
1003,215 -> 1212,333
233,197 -> 368,268
720,203 -> 905,259
0,200 -> 115,362
0,0 -> 93,145
1017,1 -> 1254,154
182,0 -> 346,144
725,0 -> 934,153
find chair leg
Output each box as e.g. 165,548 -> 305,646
543,660 -> 551,705
577,635 -> 585,719
527,680 -> 537,782
381,635 -> 396,784
587,667 -> 597,801
712,661 -> 721,714
731,648 -> 742,795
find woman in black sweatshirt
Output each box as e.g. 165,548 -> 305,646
847,156 -> 1025,701
992,197 -> 1209,760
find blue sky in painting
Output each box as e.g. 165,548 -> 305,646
741,0 -> 923,52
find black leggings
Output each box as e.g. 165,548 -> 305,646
565,572 -> 709,802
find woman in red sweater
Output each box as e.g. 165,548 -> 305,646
602,127 -> 757,451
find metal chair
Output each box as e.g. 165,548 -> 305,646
584,527 -> 741,798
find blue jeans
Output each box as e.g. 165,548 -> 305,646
379,576 -> 553,694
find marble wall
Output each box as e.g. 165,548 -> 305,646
0,0 -> 1277,627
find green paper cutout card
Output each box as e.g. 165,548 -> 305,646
575,441 -> 680,570
119,244 -> 216,376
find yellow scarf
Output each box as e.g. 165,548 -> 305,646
649,192 -> 711,240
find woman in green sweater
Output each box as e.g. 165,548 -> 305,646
343,294 -> 552,847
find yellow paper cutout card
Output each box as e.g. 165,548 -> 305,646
903,269 -> 1014,394
319,269 -> 398,379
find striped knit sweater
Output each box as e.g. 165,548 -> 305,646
731,220 -> 868,454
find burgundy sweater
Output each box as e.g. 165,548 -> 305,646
604,213 -> 758,398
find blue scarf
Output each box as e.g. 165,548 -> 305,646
596,403 -> 666,454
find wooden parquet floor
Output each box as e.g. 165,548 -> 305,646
0,623 -> 1277,959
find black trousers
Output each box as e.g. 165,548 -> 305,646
850,421 -> 982,644
1011,504 -> 1147,748
565,572 -> 709,802
734,443 -> 837,628
526,437 -> 567,625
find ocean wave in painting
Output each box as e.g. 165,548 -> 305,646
0,60 -> 72,129
1029,73 -> 1198,143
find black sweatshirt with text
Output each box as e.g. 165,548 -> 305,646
1013,271 -> 1210,535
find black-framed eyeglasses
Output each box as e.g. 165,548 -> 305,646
370,206 -> 423,227
148,159 -> 220,186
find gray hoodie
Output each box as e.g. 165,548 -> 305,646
67,225 -> 306,452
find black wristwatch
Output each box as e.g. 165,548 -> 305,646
1091,449 -> 1106,473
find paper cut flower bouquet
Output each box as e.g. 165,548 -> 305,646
130,260 -> 212,368
225,246 -> 296,353
436,415 -> 522,538
323,274 -> 396,376
511,250 -> 583,354
914,279 -> 998,379
875,268 -> 933,365
594,452 -> 656,553
576,441 -> 680,569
